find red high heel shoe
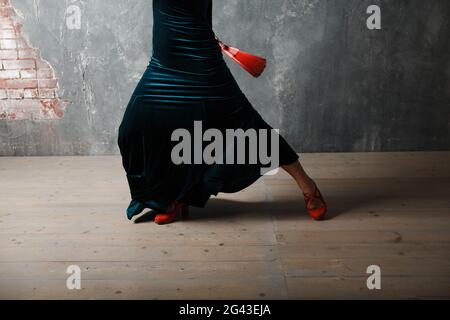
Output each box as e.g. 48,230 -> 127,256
303,182 -> 327,221
154,202 -> 189,225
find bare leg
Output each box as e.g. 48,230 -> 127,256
282,160 -> 324,209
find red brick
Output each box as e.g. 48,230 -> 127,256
0,19 -> 13,27
38,88 -> 56,99
0,29 -> 15,38
0,23 -> 13,29
23,88 -> 38,99
5,79 -> 38,89
7,88 -> 24,99
20,69 -> 37,79
37,68 -> 53,79
0,49 -> 16,59
2,59 -> 35,69
38,79 -> 58,89
0,38 -> 16,49
18,48 -> 37,59
0,15 -> 13,21
0,69 -> 19,78
1,0 -> 66,120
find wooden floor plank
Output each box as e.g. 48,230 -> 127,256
0,153 -> 449,299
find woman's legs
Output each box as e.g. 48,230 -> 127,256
282,160 -> 325,209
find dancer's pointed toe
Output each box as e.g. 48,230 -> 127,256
303,184 -> 327,221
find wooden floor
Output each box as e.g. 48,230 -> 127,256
0,152 -> 449,299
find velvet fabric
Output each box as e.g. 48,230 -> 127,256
118,0 -> 299,216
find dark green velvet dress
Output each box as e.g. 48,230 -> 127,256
118,0 -> 299,218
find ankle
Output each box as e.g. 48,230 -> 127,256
301,177 -> 316,194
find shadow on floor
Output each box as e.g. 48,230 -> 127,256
133,192 -> 374,223
132,177 -> 450,224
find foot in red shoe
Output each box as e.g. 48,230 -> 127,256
303,181 -> 327,221
154,202 -> 189,225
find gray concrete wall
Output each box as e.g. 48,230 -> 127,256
0,0 -> 449,156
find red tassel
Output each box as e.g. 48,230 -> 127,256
216,37 -> 267,78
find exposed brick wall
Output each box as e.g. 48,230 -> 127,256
0,0 -> 66,120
